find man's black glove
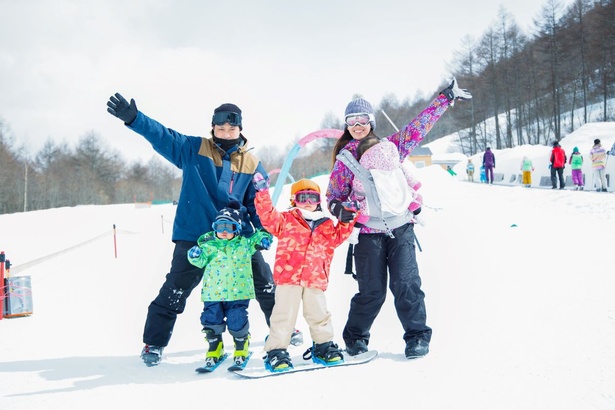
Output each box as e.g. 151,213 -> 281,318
107,93 -> 138,125
440,78 -> 472,107
328,199 -> 356,223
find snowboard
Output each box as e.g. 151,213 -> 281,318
231,350 -> 378,379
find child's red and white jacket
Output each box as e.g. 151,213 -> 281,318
254,190 -> 356,291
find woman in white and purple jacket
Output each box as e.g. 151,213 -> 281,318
326,79 -> 472,360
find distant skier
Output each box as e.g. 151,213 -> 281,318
466,159 -> 475,182
569,147 -> 584,190
520,156 -> 534,187
590,139 -> 608,192
550,141 -> 567,189
479,165 -> 487,183
482,147 -> 495,184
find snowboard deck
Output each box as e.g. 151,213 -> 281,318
232,350 -> 378,379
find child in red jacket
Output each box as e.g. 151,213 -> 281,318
253,174 -> 357,372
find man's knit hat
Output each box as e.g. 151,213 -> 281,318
594,139 -> 601,145
212,103 -> 242,130
344,98 -> 376,129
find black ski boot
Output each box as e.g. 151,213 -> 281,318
405,339 -> 429,359
141,344 -> 164,367
345,339 -> 368,356
264,348 -> 293,372
203,329 -> 225,366
305,341 -> 344,365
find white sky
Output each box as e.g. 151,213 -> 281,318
1,0 -> 574,163
1,124 -> 614,408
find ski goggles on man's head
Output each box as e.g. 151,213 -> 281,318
212,220 -> 240,234
212,111 -> 242,127
344,113 -> 374,127
293,190 -> 321,205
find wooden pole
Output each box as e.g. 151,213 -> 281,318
113,225 -> 118,258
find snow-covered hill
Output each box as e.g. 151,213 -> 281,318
1,126 -> 614,409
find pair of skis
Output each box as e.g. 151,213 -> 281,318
195,352 -> 252,373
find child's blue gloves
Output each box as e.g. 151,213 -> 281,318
188,246 -> 202,259
257,236 -> 271,251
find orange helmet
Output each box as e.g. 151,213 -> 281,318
290,179 -> 321,206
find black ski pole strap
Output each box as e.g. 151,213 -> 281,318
344,244 -> 354,275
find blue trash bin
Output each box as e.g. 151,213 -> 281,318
4,276 -> 33,318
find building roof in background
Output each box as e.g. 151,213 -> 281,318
410,146 -> 433,156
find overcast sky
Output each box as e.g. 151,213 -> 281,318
1,0 -> 573,163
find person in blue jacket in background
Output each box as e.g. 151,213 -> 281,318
107,93 -> 283,366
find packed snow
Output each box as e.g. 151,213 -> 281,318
1,123 -> 614,409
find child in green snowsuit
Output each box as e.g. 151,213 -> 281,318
188,200 -> 272,368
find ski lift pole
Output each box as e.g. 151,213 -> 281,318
381,109 -> 399,132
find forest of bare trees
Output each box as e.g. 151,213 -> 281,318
0,129 -> 179,214
1,0 -> 613,214
260,0 -> 615,180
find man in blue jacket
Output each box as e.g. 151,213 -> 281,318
107,93 -> 280,366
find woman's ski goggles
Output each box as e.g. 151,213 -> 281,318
212,111 -> 242,127
293,190 -> 321,205
344,113 -> 374,127
212,220 -> 240,234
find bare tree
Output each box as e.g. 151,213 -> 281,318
534,0 -> 567,141
451,35 -> 479,154
477,27 -> 504,149
0,120 -> 22,213
561,0 -> 593,128
588,0 -> 615,120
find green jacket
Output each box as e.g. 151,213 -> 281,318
188,229 -> 272,302
521,158 -> 534,171
569,152 -> 583,170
